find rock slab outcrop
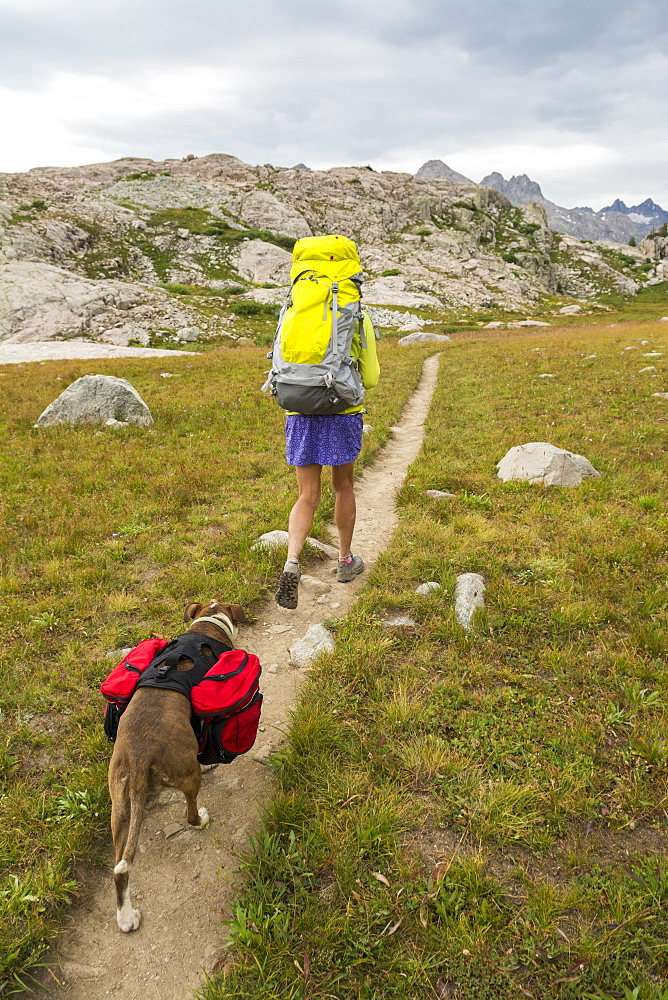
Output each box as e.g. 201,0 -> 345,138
37,374 -> 154,427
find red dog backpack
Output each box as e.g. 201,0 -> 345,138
100,637 -> 262,764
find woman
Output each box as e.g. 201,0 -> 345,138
274,238 -> 380,609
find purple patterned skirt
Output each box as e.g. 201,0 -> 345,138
285,413 -> 364,467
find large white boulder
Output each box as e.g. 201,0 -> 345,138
497,442 -> 602,486
37,374 -> 153,427
289,625 -> 335,668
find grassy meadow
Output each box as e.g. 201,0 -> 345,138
1,284 -> 667,998
200,303 -> 668,999
0,340 -> 428,992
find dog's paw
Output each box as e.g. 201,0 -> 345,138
117,907 -> 141,932
197,806 -> 210,827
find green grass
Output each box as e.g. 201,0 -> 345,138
198,306 -> 668,999
0,341 -> 427,990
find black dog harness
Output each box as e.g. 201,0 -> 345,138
136,633 -> 233,700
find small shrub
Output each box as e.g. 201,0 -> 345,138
162,283 -> 193,295
416,228 -> 432,236
124,171 -> 156,181
347,178 -> 362,185
229,301 -> 276,317
381,268 -> 401,277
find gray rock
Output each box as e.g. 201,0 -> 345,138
497,442 -> 602,486
300,574 -> 331,596
37,374 -> 153,427
362,423 -> 373,434
235,239 -> 292,284
398,332 -> 452,345
415,581 -> 441,595
364,306 -> 424,328
454,573 -> 486,630
177,326 -> 203,342
99,324 -> 150,346
306,537 -> 339,559
484,321 -> 505,329
652,392 -> 668,399
558,304 -> 582,315
426,489 -> 456,499
253,529 -> 289,550
508,320 -> 552,328
289,624 -> 335,668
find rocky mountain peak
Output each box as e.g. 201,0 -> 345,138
414,159 -> 471,183
481,172 -> 544,203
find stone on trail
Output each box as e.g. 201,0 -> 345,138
415,581 -> 441,595
652,392 -> 668,399
300,574 -> 331,596
398,331 -> 452,345
289,624 -> 335,668
660,317 -> 668,322
497,442 -> 602,487
36,374 -> 153,427
454,573 -> 486,631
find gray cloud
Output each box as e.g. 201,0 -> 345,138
1,0 -> 667,207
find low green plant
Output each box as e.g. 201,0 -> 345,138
229,301 -> 276,317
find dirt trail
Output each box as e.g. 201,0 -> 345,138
37,353 -> 440,1000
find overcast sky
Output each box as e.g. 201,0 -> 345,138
1,0 -> 666,210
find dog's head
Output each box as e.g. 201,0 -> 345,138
183,598 -> 247,643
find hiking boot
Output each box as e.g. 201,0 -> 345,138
337,554 -> 365,583
275,562 -> 301,609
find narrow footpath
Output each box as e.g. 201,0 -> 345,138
37,353 -> 441,1000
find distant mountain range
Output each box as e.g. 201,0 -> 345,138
414,160 -> 667,243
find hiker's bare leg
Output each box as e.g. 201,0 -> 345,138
331,462 -> 356,559
287,464 -> 322,562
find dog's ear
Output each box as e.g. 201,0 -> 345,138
223,603 -> 247,624
184,602 -> 203,622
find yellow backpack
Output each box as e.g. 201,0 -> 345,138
262,234 -> 369,414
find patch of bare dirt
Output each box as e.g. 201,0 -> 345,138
34,354 -> 441,1000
